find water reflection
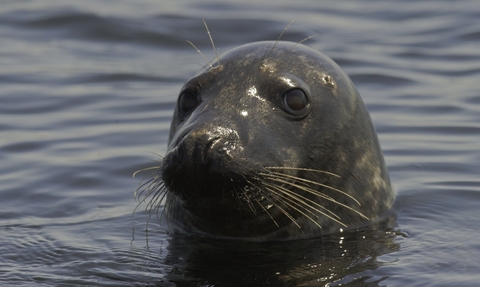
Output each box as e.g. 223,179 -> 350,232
137,212 -> 400,286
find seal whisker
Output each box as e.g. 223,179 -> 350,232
255,198 -> 280,228
244,177 -> 283,227
186,40 -> 213,69
241,189 -> 258,215
149,192 -> 173,224
271,35 -> 318,67
239,175 -> 260,214
134,177 -> 154,199
261,174 -> 369,220
284,35 -> 318,57
134,176 -> 163,206
144,185 -> 165,210
268,171 -> 361,206
261,173 -> 336,202
133,165 -> 169,224
266,185 -> 321,219
261,180 -> 340,220
202,19 -> 220,67
164,194 -> 176,218
133,166 -> 161,178
148,188 -> 168,221
146,183 -> 166,206
265,166 -> 341,178
263,181 -> 347,227
265,187 -> 322,229
264,18 -> 297,61
267,175 -> 369,220
268,195 -> 302,229
291,34 -> 317,49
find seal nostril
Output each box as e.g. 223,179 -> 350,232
202,136 -> 222,163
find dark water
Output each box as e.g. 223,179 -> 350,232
1,0 -> 480,286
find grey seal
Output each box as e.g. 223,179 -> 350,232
137,40 -> 394,241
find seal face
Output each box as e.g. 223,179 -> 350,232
151,41 -> 394,240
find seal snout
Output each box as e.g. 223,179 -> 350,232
186,125 -> 243,169
161,124 -> 247,197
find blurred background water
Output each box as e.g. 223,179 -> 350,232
1,0 -> 480,286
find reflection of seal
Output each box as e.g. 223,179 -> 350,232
139,41 -> 394,240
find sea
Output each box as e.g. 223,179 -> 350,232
1,0 -> 480,286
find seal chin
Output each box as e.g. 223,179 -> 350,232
137,40 -> 394,241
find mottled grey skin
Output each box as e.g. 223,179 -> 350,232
160,41 -> 394,241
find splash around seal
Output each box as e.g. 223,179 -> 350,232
138,41 -> 394,241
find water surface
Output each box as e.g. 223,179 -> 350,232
1,0 -> 480,286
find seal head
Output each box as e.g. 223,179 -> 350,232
158,41 -> 393,240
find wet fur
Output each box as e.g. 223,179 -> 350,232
134,21 -> 394,240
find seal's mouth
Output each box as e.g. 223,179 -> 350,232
164,164 -> 266,212
135,163 -> 371,238
160,137 -> 264,199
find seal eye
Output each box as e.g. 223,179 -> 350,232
284,89 -> 308,112
178,92 -> 198,115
